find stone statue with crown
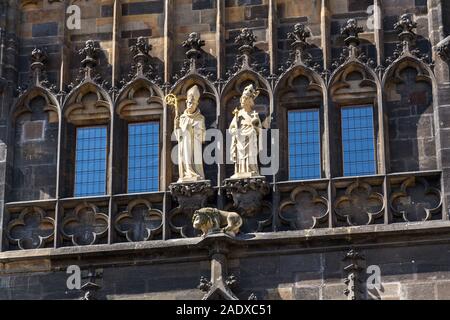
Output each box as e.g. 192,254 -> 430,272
224,83 -> 269,219
229,84 -> 263,179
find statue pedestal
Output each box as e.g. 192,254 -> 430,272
223,176 -> 269,217
169,180 -> 213,211
169,180 -> 213,238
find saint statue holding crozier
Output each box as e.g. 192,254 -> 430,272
173,85 -> 206,183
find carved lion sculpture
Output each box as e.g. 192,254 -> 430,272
192,207 -> 243,237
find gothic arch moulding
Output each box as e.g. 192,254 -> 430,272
59,81 -> 112,198
329,61 -> 379,102
275,65 -> 324,103
274,65 -> 326,181
328,60 -> 382,176
112,77 -> 165,194
8,88 -> 60,202
382,55 -> 435,90
63,82 -> 112,125
12,87 -> 59,124
383,56 -> 437,173
171,73 -> 219,128
115,78 -> 164,121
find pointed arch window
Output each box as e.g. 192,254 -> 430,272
288,109 -> 321,180
127,121 -> 160,193
74,126 -> 108,197
341,105 -> 376,177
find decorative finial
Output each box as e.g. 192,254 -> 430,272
235,28 -> 257,68
288,23 -> 311,44
79,267 -> 102,300
341,18 -> 364,48
394,14 -> 417,53
182,32 -> 205,72
342,249 -> 366,300
30,47 -> 47,85
78,40 -> 100,79
287,23 -> 311,64
130,37 -> 152,76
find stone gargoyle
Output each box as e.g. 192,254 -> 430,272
192,207 -> 243,237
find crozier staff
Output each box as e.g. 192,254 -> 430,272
166,86 -> 206,183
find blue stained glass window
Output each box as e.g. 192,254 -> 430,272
127,122 -> 159,193
288,109 -> 321,180
341,105 -> 376,176
74,126 -> 107,197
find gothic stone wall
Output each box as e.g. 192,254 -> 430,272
0,0 -> 450,300
2,237 -> 450,300
8,0 -> 440,205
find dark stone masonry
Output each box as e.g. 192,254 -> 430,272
0,0 -> 450,300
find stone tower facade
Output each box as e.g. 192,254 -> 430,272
0,0 -> 450,300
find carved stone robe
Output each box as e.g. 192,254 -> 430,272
175,109 -> 206,182
229,108 -> 262,179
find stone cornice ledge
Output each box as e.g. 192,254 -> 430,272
2,220 -> 450,263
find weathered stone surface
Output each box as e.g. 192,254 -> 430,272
0,0 -> 449,301
293,286 -> 320,300
322,283 -> 347,300
401,283 -> 436,300
122,1 -> 164,15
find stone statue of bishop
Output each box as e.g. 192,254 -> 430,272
229,84 -> 263,179
175,85 -> 206,183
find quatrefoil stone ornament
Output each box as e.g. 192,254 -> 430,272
61,203 -> 108,246
114,199 -> 163,242
279,186 -> 329,230
334,182 -> 385,226
390,177 -> 442,222
7,207 -> 55,250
